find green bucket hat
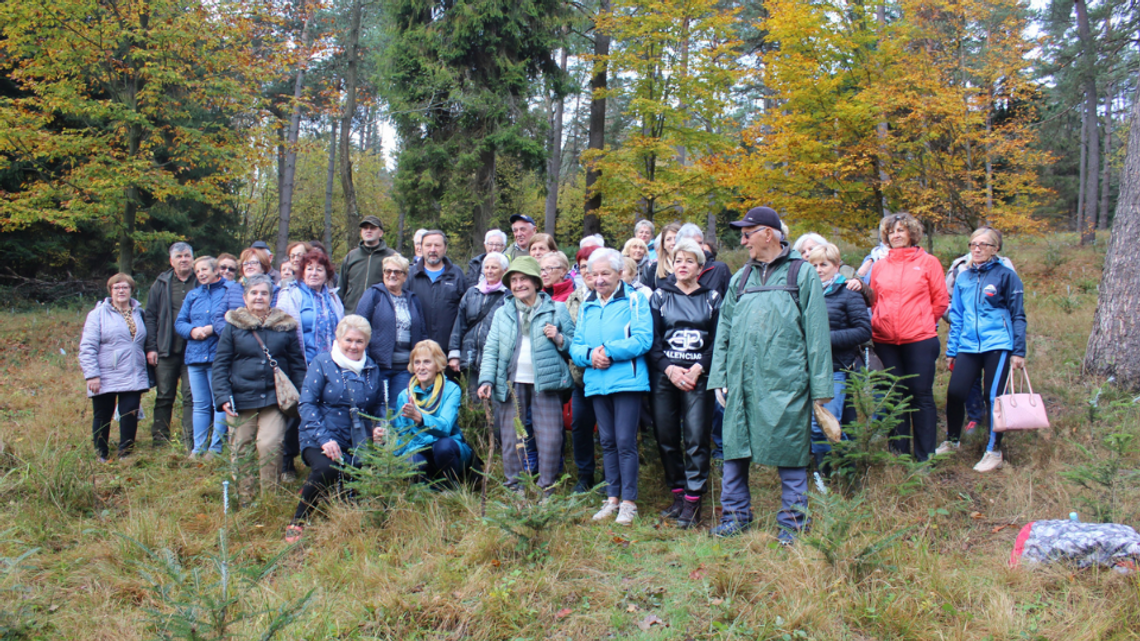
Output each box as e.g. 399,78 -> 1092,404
504,256 -> 543,288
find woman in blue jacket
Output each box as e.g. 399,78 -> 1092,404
176,256 -> 239,456
570,249 -> 653,526
386,340 -> 473,486
941,227 -> 1027,473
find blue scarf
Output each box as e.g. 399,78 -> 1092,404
301,282 -> 336,357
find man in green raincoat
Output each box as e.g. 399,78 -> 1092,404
707,206 -> 833,542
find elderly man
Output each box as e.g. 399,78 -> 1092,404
506,214 -> 537,261
145,242 -> 197,451
412,228 -> 428,264
467,229 -> 509,282
339,215 -> 397,314
707,207 -> 833,544
407,230 -> 468,354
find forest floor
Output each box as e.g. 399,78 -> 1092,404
0,232 -> 1138,640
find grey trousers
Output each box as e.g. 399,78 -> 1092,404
720,459 -> 809,531
151,355 -> 193,452
495,383 -> 564,488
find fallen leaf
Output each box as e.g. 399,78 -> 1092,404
637,614 -> 666,631
689,565 -> 705,580
626,603 -> 639,613
491,559 -> 501,567
710,598 -> 724,606
555,608 -> 572,619
47,604 -> 59,612
991,524 -> 1014,534
969,511 -> 983,519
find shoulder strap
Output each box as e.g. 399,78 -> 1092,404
737,258 -> 804,306
250,329 -> 278,368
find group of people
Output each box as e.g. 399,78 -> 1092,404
79,207 -> 1028,544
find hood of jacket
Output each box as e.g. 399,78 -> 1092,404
656,278 -> 712,298
224,307 -> 298,332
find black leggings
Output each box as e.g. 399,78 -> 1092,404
91,392 -> 141,458
293,447 -> 346,523
875,337 -> 940,462
947,350 -> 1012,451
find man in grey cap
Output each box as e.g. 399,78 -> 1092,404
339,215 -> 396,314
506,214 -> 537,261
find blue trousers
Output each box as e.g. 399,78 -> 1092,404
720,459 -> 809,531
409,437 -> 467,484
188,363 -> 227,454
592,392 -> 641,502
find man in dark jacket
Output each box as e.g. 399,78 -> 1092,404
144,242 -> 197,451
406,230 -> 467,361
339,215 -> 397,314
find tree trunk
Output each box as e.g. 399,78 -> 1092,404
1085,75 -> 1140,388
1100,81 -> 1114,231
544,46 -> 569,240
324,119 -> 338,251
1075,0 -> 1099,245
118,123 -> 141,275
583,0 -> 611,238
339,0 -> 363,248
278,10 -> 314,260
1078,105 -> 1087,233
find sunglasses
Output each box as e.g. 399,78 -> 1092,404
218,266 -> 237,273
742,228 -> 767,240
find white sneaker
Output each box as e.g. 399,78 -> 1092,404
592,500 -> 620,521
935,440 -> 960,456
973,450 -> 1003,472
615,502 -> 638,526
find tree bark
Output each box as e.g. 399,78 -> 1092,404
339,0 -> 363,248
324,119 -> 338,251
118,122 -> 141,275
1075,0 -> 1099,245
1078,104 -> 1087,233
1099,81 -> 1114,231
277,9 -> 314,260
544,46 -> 569,240
583,0 -> 611,238
1085,75 -> 1140,388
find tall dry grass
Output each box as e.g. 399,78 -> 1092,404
0,233 -> 1137,639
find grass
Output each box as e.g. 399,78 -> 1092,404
1,233 -> 1138,639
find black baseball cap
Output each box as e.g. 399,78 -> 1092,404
359,215 -> 383,228
729,206 -> 783,231
509,214 -> 536,226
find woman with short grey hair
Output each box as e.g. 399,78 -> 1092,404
449,250 -> 511,394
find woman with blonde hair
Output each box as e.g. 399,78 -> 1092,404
640,222 -> 680,290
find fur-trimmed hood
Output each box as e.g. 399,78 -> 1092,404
224,307 -> 298,332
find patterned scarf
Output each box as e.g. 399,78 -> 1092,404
303,282 -> 336,356
409,374 -> 445,415
115,303 -> 137,340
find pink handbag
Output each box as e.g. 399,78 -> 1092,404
992,367 -> 1049,432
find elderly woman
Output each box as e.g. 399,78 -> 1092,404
648,239 -> 721,528
216,248 -> 282,330
287,315 -> 383,542
217,254 -> 240,281
448,252 -> 509,393
381,340 -> 473,485
941,227 -> 1027,472
240,248 -> 271,281
79,274 -> 150,462
868,213 -> 949,462
212,275 -> 306,503
278,249 -> 345,364
640,222 -> 680,290
467,229 -> 508,282
635,219 -> 657,261
540,251 -> 575,303
176,256 -> 239,457
793,233 -> 865,294
571,248 -> 653,525
478,256 -> 575,492
622,238 -> 650,271
279,260 -> 295,284
356,254 -> 428,412
286,241 -> 311,275
528,233 -> 557,260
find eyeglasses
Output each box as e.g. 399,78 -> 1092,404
968,242 -> 996,249
383,269 -> 406,276
111,284 -> 132,291
540,266 -> 565,273
218,266 -> 237,273
289,253 -> 306,260
742,228 -> 766,240
242,261 -> 262,268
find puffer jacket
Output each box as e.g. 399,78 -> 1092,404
869,246 -> 948,345
947,259 -> 1026,358
276,281 -> 346,363
479,292 -> 576,403
822,275 -> 872,371
389,379 -> 473,466
298,352 -> 384,454
570,282 -> 653,397
355,285 -> 427,369
448,285 -> 508,371
211,308 -> 306,412
79,298 -> 150,397
648,281 -> 721,373
176,278 -> 239,364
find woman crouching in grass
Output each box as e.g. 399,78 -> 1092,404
286,315 -> 383,543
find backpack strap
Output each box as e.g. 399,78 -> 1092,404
736,258 -> 804,307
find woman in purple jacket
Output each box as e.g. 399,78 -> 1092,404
79,274 -> 151,461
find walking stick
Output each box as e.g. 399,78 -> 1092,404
481,398 -> 495,517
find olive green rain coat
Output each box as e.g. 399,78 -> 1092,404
707,246 -> 834,468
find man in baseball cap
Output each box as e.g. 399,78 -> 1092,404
507,214 -> 537,261
338,214 -> 396,313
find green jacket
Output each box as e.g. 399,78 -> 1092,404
707,247 -> 834,467
478,292 -> 575,403
565,285 -> 591,387
339,240 -> 396,314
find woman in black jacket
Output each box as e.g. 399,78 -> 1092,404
649,239 -> 722,529
213,275 -> 307,504
805,244 -> 872,466
448,251 -> 509,396
354,254 -> 428,414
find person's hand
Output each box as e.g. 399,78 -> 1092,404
1011,355 -> 1026,370
681,363 -> 703,388
222,402 -> 239,418
543,323 -> 558,340
372,425 -> 386,443
815,398 -> 833,406
147,351 -> 158,366
715,388 -> 727,407
448,358 -> 461,373
591,345 -> 612,370
321,440 -> 343,462
947,357 -> 955,372
477,384 -> 492,400
845,279 -> 863,292
401,401 -> 423,425
87,377 -> 101,395
666,366 -> 692,391
190,327 -> 204,340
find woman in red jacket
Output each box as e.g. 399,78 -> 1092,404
868,213 -> 949,462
